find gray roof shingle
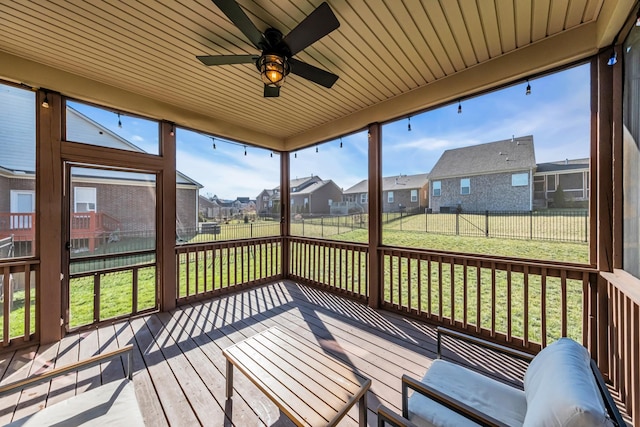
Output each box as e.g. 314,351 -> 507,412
429,136 -> 536,180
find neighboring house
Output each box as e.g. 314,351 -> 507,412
256,189 -> 278,216
0,104 -> 201,255
199,195 -> 220,219
340,173 -> 430,214
429,136 -> 536,212
257,175 -> 342,216
533,158 -> 589,208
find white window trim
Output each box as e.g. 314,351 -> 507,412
433,181 -> 441,197
74,187 -> 97,213
460,178 -> 470,195
388,191 -> 394,203
9,190 -> 35,229
360,193 -> 368,203
410,189 -> 418,202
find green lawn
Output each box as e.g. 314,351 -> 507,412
4,213 -> 590,344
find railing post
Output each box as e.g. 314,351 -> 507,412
584,210 -> 588,243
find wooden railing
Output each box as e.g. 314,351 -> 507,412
1,259 -> 38,346
601,271 -> 640,424
288,237 -> 369,301
379,247 -> 596,354
175,237 -> 282,302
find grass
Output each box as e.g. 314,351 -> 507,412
3,212 -> 590,344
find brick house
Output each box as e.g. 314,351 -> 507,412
340,173 -> 429,214
429,136 -> 536,212
0,104 -> 201,254
258,175 -> 342,216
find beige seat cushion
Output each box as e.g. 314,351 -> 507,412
6,378 -> 144,426
407,359 -> 527,427
523,338 -> 613,427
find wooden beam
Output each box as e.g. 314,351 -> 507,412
160,121 -> 177,312
368,123 -> 381,308
281,152 -> 290,278
36,90 -> 63,343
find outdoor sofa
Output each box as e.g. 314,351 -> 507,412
377,327 -> 625,427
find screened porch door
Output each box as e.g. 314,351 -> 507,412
63,164 -> 158,330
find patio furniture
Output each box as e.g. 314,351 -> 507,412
224,326 -> 371,427
377,327 -> 625,427
0,345 -> 144,426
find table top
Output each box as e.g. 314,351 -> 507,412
223,327 -> 371,427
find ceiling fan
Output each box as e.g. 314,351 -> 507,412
197,0 -> 340,97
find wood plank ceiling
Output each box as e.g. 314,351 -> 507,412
0,0 -> 635,150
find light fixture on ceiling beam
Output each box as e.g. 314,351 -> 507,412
457,100 -> 462,114
608,49 -> 618,66
525,80 -> 531,95
41,92 -> 50,108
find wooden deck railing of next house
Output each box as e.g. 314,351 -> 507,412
176,237 -> 282,303
1,259 -> 38,347
379,247 -> 598,355
288,237 -> 369,301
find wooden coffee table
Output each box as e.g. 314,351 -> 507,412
223,327 -> 371,426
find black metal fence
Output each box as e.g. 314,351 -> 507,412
385,210 -> 589,243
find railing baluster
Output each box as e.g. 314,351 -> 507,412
506,263 -> 512,343
524,266 -> 530,347
462,259 -> 468,328
561,269 -> 567,337
450,259 -> 455,325
476,264 -> 481,333
23,262 -> 31,340
491,262 -> 496,338
541,268 -> 548,347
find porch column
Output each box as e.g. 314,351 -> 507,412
281,151 -> 290,277
368,123 -> 382,308
37,90 -> 64,343
159,121 -> 177,312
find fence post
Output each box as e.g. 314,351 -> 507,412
584,210 -> 588,242
303,219 -> 305,236
456,211 -> 459,235
425,209 -> 428,232
485,210 -> 489,237
250,223 -> 253,238
530,210 -> 533,240
320,217 -> 323,237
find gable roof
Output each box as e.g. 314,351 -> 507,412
291,180 -> 338,195
429,136 -> 536,180
343,173 -> 430,194
536,158 -> 589,173
0,92 -> 201,188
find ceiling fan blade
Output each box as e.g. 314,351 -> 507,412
211,0 -> 264,48
197,54 -> 258,66
264,85 -> 280,97
282,2 -> 339,56
290,58 -> 338,88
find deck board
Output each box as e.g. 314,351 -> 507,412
0,280 -> 531,426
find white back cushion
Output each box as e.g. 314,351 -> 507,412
523,338 -> 613,427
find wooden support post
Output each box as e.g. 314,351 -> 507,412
368,123 -> 382,308
160,121 -> 177,312
281,152 -> 291,278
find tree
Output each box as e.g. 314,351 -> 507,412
553,184 -> 566,208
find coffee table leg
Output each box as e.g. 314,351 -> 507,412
226,359 -> 234,398
359,392 -> 367,427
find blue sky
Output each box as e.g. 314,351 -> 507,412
58,62 -> 590,199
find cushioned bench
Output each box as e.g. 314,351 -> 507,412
377,328 -> 626,427
0,345 -> 144,426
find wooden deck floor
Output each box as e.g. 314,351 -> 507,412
0,281 -> 530,426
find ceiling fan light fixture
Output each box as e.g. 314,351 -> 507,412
258,54 -> 290,87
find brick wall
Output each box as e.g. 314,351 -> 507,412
431,171 -> 531,212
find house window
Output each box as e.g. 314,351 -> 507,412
74,187 -> 96,212
432,181 -> 441,196
388,191 -> 394,203
547,175 -> 556,191
10,190 -> 35,229
460,178 -> 470,195
360,193 -> 368,203
512,173 -> 528,186
410,189 -> 418,202
328,199 -> 332,206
